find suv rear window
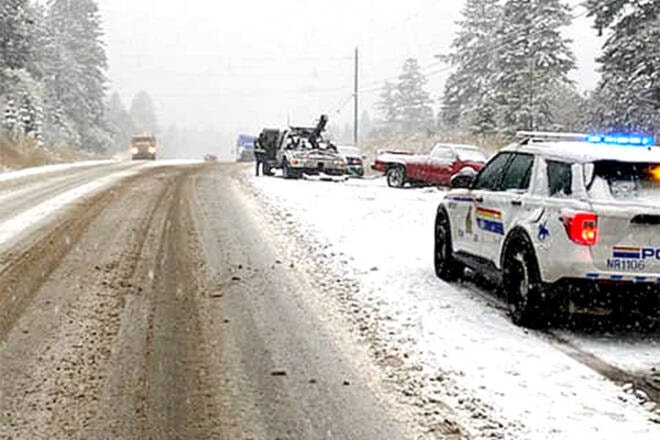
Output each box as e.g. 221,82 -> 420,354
547,161 -> 572,197
587,161 -> 660,202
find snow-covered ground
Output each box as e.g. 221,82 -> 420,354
249,173 -> 660,439
0,160 -> 113,183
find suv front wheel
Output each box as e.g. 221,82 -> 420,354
434,209 -> 464,281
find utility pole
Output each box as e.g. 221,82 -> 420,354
354,47 -> 359,147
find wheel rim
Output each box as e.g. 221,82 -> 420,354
388,168 -> 403,187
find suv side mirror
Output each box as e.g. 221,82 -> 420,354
451,167 -> 477,189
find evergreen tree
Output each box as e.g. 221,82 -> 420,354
0,1 -> 45,143
586,0 -> 660,133
494,0 -> 575,133
0,0 -> 34,72
376,80 -> 399,135
550,83 -> 587,132
46,0 -> 109,152
396,58 -> 434,135
130,90 -> 159,134
31,3 -> 76,146
440,0 -> 502,135
105,92 -> 135,153
359,109 -> 372,142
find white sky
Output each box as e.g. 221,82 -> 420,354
98,0 -> 602,138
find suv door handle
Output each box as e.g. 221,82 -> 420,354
511,200 -> 522,206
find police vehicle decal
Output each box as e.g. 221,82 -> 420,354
612,246 -> 642,259
476,207 -> 504,235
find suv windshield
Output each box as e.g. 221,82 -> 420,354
588,160 -> 660,202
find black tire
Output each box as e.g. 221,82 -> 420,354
434,208 -> 464,281
283,159 -> 302,180
502,232 -> 551,329
263,163 -> 273,176
282,159 -> 295,179
386,166 -> 406,188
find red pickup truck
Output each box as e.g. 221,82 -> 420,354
372,143 -> 488,188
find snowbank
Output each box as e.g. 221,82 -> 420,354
249,173 -> 660,439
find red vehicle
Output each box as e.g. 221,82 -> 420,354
372,143 -> 488,188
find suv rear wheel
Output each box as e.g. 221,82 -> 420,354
434,209 -> 464,281
386,166 -> 406,188
502,233 -> 551,329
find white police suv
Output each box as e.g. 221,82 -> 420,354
434,132 -> 660,328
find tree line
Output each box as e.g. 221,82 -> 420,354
375,0 -> 659,138
0,0 -> 158,153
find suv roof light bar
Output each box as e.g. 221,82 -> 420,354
516,131 -> 656,147
516,131 -> 588,142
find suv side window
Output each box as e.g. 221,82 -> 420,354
501,153 -> 535,191
473,153 -> 512,190
547,160 -> 573,197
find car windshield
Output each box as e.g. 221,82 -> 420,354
587,160 -> 660,203
456,148 -> 486,163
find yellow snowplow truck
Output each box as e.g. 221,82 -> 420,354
130,135 -> 157,160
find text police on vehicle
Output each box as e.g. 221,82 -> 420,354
433,131 -> 660,328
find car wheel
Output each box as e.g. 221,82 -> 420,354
386,166 -> 406,188
434,209 -> 463,281
283,159 -> 301,180
502,234 -> 550,329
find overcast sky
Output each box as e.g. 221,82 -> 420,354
98,0 -> 602,142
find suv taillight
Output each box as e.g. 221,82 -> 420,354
562,212 -> 598,246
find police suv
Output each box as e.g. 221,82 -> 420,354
434,132 -> 660,328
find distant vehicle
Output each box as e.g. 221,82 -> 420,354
372,143 -> 487,188
130,135 -> 157,160
257,115 -> 347,179
337,145 -> 365,177
204,154 -> 218,162
236,135 -> 257,162
434,131 -> 660,329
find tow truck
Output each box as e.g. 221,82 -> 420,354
257,115 -> 347,179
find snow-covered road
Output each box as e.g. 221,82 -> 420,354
249,172 -> 660,439
0,160 -> 202,253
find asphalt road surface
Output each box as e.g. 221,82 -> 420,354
0,163 -> 418,440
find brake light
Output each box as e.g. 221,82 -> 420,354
562,212 -> 598,246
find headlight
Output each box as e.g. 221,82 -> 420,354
148,146 -> 157,154
131,147 -> 139,155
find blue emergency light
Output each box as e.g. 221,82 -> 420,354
586,133 -> 655,147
